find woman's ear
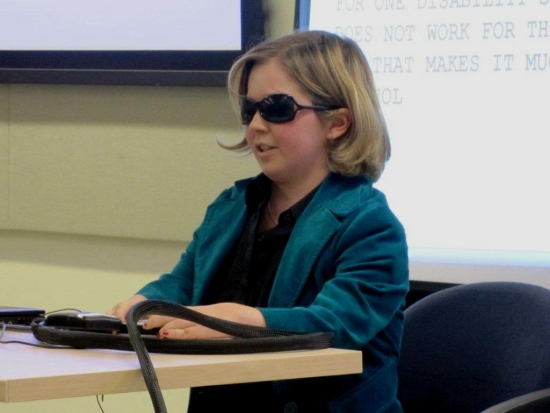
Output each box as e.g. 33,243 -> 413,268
326,108 -> 351,141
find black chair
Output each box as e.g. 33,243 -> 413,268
398,281 -> 550,413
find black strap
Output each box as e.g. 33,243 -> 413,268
32,300 -> 334,413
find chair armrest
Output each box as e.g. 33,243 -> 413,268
481,388 -> 550,413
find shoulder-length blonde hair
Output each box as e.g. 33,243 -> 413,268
223,30 -> 390,182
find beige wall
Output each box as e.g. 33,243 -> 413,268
0,1 -> 295,412
6,84 -> 259,240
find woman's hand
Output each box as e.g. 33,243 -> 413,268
106,294 -> 147,322
143,302 -> 266,340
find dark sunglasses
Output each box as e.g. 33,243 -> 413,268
239,94 -> 340,125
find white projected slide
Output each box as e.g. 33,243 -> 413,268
0,0 -> 241,50
306,0 -> 550,274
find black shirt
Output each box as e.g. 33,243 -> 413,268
189,175 -> 323,413
216,174 -> 317,307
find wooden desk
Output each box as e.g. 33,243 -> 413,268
0,330 -> 362,403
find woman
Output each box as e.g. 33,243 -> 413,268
109,30 -> 408,413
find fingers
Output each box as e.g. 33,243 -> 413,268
106,295 -> 147,322
146,303 -> 266,340
106,303 -> 127,319
144,316 -> 229,340
158,325 -> 198,340
157,324 -> 228,340
143,315 -> 185,330
130,302 -> 265,340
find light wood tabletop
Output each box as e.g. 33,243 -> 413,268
0,329 -> 362,403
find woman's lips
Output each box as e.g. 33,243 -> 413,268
257,143 -> 275,153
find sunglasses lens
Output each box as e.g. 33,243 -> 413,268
240,98 -> 257,125
239,95 -> 298,125
260,95 -> 296,123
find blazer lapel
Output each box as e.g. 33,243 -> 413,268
192,183 -> 250,303
191,174 -> 369,308
268,174 -> 367,308
268,206 -> 340,307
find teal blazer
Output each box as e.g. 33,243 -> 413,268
139,173 -> 409,413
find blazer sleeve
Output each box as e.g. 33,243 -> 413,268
259,194 -> 409,350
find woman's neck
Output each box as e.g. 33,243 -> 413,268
269,171 -> 329,213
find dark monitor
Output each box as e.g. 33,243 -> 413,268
0,0 -> 265,87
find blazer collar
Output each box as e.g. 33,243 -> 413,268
193,173 -> 371,307
269,173 -> 371,307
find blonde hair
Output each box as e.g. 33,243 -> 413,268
224,30 -> 390,182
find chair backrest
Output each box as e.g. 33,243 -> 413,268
398,281 -> 550,413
